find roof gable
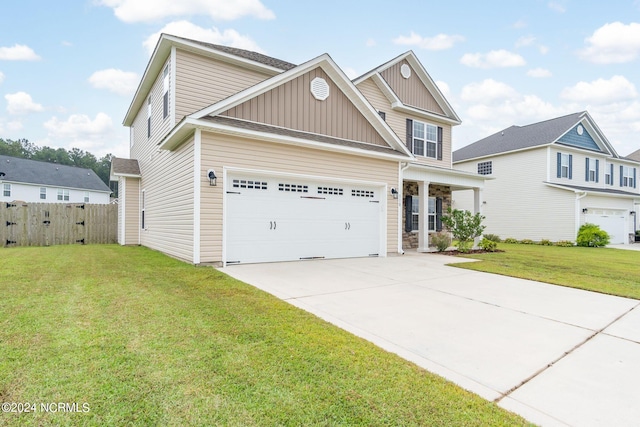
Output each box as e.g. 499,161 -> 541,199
0,155 -> 111,192
354,51 -> 460,125
219,66 -> 389,147
453,111 -> 619,162
174,54 -> 411,156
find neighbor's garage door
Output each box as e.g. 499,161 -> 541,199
225,173 -> 383,264
584,210 -> 626,244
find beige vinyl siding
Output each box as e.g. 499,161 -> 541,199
357,78 -> 452,168
140,138 -> 195,262
199,132 -> 399,263
222,67 -> 388,147
131,57 -> 173,161
380,60 -> 445,115
119,176 -> 140,245
454,148 -> 575,242
175,49 -> 272,122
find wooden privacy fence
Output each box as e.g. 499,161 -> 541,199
1,202 -> 117,247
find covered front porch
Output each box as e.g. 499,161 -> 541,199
400,163 -> 487,252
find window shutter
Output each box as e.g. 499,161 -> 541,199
405,195 -> 413,232
620,165 -> 624,186
595,159 -> 599,183
610,163 -> 614,186
634,168 -> 637,189
406,119 -> 413,153
585,158 -> 590,181
437,127 -> 443,160
436,197 -> 443,231
568,155 -> 573,179
557,153 -> 562,178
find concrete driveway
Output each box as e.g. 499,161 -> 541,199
221,252 -> 640,426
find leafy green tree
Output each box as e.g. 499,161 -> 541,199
440,208 -> 486,253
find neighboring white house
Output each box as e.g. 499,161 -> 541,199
0,155 -> 111,204
453,112 -> 640,244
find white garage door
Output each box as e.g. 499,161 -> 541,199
225,173 -> 383,264
584,210 -> 626,244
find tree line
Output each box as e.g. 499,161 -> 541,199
0,138 -> 116,195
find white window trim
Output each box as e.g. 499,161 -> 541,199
561,154 -> 570,178
141,189 -> 146,230
57,188 -> 69,201
40,187 -> 47,200
162,65 -> 169,120
622,166 -> 635,187
588,159 -> 597,182
84,191 -> 90,203
3,183 -> 11,197
413,121 -> 438,159
410,196 -> 436,232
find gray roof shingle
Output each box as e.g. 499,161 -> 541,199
111,157 -> 140,176
0,155 -> 110,192
627,148 -> 640,162
171,34 -> 297,71
453,112 -> 586,162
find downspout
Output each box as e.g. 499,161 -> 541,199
575,191 -> 587,240
399,162 -> 411,254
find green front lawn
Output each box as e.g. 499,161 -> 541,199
0,245 -> 528,426
453,243 -> 640,299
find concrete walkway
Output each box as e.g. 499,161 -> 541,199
221,252 -> 640,426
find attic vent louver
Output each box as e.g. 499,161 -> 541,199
401,64 -> 411,79
310,77 -> 329,101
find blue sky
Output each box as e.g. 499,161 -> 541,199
1,0 -> 639,159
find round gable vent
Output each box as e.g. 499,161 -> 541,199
310,77 -> 329,101
401,63 -> 411,79
577,124 -> 584,135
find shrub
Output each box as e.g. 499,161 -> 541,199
504,237 -> 518,244
482,233 -> 501,243
479,238 -> 498,252
519,239 -> 535,245
431,232 -> 451,252
555,240 -> 574,247
576,223 -> 610,247
440,208 -> 486,253
539,239 -> 553,246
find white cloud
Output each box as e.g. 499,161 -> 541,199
548,2 -> 566,13
460,79 -> 519,103
0,44 -> 41,61
460,49 -> 526,68
393,32 -> 464,50
143,20 -> 264,55
560,75 -> 638,104
578,22 -> 640,64
0,71 -> 4,84
43,113 -> 116,153
527,67 -> 552,78
512,20 -> 527,29
515,36 -> 536,48
435,81 -> 450,98
6,120 -> 23,131
5,92 -> 44,115
88,68 -> 139,96
98,0 -> 275,23
365,38 -> 376,48
538,45 -> 549,54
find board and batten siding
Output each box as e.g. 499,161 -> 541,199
139,138 -> 195,262
454,148 -> 575,242
356,77 -> 452,168
118,176 -> 140,245
221,67 -> 388,147
174,49 -> 273,123
380,60 -> 445,116
198,132 -> 399,263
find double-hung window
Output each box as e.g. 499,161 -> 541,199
413,121 -> 438,158
3,183 -> 10,197
84,192 -> 90,203
605,164 -> 613,185
40,187 -> 46,200
585,158 -> 598,182
621,166 -> 636,188
57,189 -> 69,201
162,65 -> 169,119
427,197 -> 436,231
408,196 -> 438,232
558,153 -> 572,179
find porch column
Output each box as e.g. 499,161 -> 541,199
418,181 -> 430,252
473,188 -> 482,248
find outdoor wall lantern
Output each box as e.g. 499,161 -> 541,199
207,169 -> 217,186
390,187 -> 398,199
582,208 -> 588,213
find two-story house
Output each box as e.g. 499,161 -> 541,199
111,34 -> 485,265
1,155 -> 111,204
453,112 -> 640,244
